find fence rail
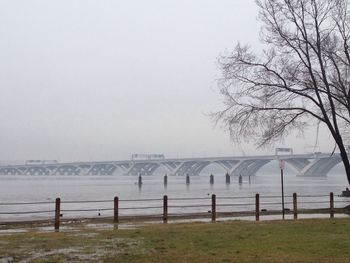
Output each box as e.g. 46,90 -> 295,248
0,192 -> 349,231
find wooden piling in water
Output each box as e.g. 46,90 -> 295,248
138,174 -> 142,186
211,194 -> 216,223
114,196 -> 119,224
186,174 -> 190,185
330,192 -> 334,218
163,195 -> 168,224
55,198 -> 61,231
255,194 -> 260,222
210,174 -> 214,185
293,193 -> 298,220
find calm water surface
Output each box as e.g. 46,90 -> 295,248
1,163 -> 349,221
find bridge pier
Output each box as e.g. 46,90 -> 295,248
138,174 -> 142,186
225,172 -> 230,184
164,174 -> 168,187
210,174 -> 214,185
186,174 -> 190,185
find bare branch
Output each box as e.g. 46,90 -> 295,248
215,0 -> 350,184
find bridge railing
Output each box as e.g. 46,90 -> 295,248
0,192 -> 348,230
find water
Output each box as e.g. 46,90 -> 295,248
0,162 -> 349,222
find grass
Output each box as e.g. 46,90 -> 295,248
1,218 -> 350,262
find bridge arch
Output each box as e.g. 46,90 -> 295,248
54,165 -> 80,175
173,161 -> 212,176
301,156 -> 342,177
87,163 -> 119,175
283,158 -> 310,175
127,162 -> 161,176
0,167 -> 22,175
172,160 -> 241,176
112,163 -> 132,174
150,162 -> 180,175
231,159 -> 272,176
25,166 -> 50,175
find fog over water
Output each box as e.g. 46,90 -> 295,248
0,0 -> 338,162
0,1 -> 349,222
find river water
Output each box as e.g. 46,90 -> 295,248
1,161 -> 349,222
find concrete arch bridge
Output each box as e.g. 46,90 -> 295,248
0,153 -> 343,177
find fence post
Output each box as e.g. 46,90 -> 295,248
55,198 -> 61,231
211,194 -> 216,223
293,193 -> 298,220
163,195 -> 168,224
255,194 -> 260,222
330,192 -> 334,218
114,196 -> 119,224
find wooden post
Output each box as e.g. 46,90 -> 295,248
211,194 -> 216,223
255,194 -> 260,222
114,196 -> 119,224
293,193 -> 298,220
55,198 -> 61,231
163,195 -> 168,224
330,192 -> 334,218
280,167 -> 285,220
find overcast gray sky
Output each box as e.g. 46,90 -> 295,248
0,0 -> 335,162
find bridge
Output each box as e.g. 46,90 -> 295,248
0,152 -> 343,177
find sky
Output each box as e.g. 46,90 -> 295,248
0,0 -> 336,162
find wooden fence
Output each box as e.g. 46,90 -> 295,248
0,192 -> 347,231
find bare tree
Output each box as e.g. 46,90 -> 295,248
216,0 -> 350,184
